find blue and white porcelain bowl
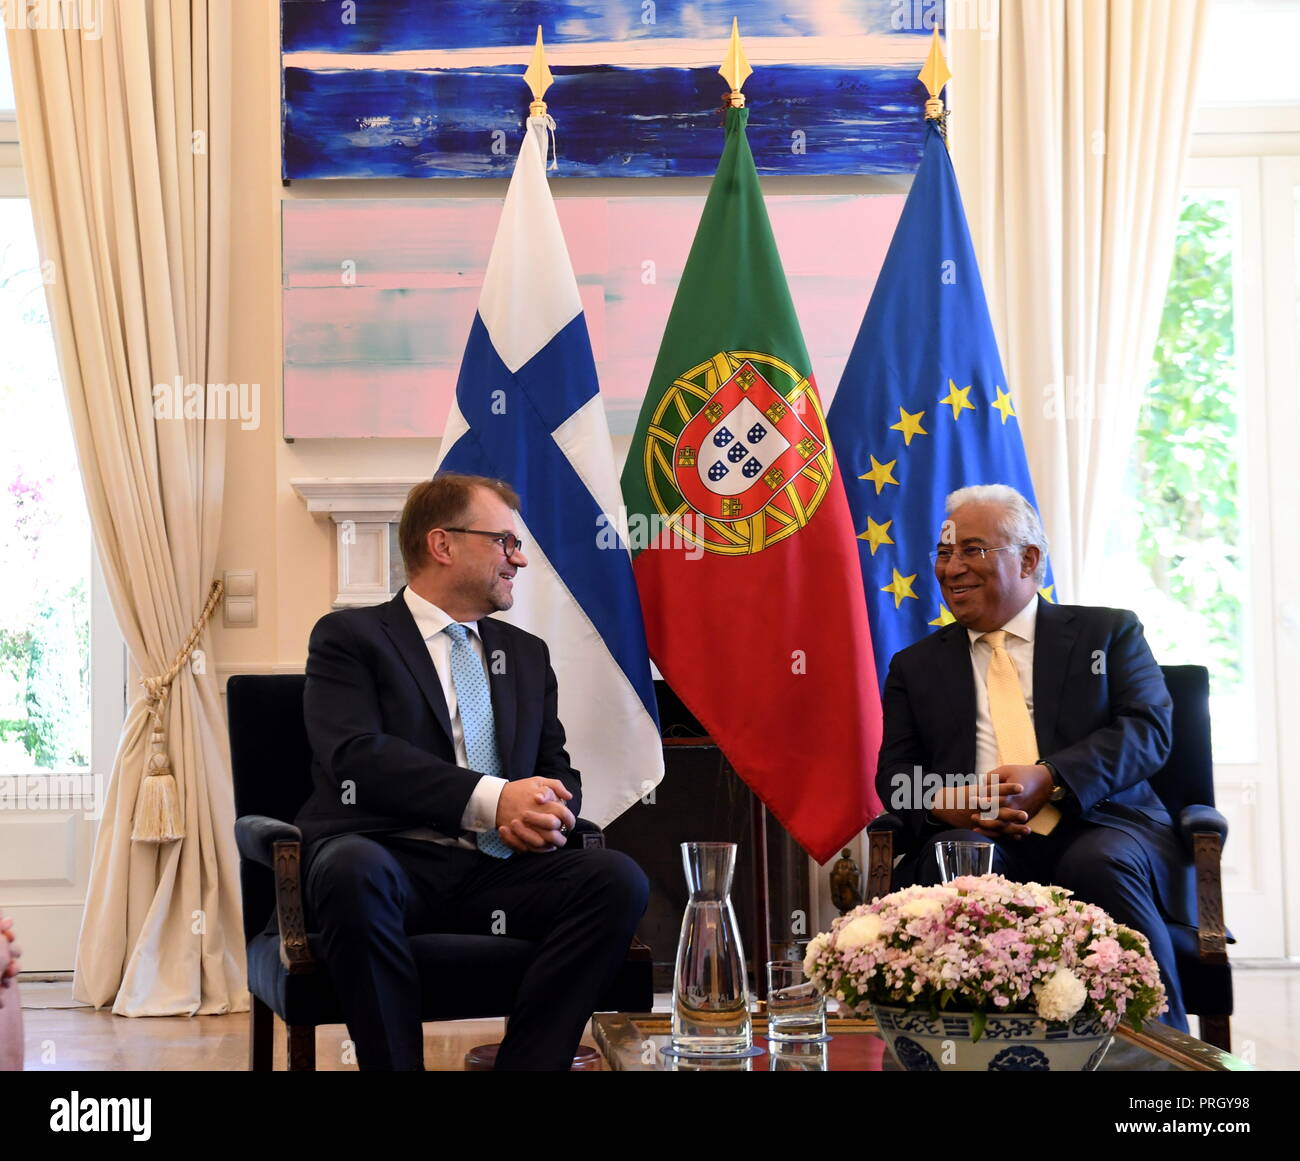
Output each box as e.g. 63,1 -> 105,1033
870,1003 -> 1113,1071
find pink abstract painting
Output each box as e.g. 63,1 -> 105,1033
282,194 -> 904,438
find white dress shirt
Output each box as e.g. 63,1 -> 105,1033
968,591 -> 1040,779
392,586 -> 508,846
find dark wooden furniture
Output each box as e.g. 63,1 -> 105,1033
865,664 -> 1233,1052
228,673 -> 652,1071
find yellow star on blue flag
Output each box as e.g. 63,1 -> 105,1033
882,569 -> 918,609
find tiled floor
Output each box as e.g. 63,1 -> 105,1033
10,963 -> 1299,1071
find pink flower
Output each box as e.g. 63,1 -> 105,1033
1085,936 -> 1122,972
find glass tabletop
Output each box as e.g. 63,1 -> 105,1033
591,1013 -> 1252,1072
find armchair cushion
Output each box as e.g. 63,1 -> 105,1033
235,815 -> 303,869
1178,805 -> 1229,847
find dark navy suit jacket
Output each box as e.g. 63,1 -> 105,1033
875,598 -> 1196,927
295,587 -> 581,858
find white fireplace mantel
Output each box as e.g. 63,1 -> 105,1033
291,477 -> 424,608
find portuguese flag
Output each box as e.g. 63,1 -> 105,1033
620,106 -> 882,864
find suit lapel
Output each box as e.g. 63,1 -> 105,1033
380,589 -> 454,744
1032,597 -> 1078,754
478,616 -> 517,778
935,624 -> 978,771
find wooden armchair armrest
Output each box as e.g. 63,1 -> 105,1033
272,839 -> 314,974
1191,830 -> 1229,965
866,813 -> 904,902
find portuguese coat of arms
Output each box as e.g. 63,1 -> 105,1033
639,351 -> 835,555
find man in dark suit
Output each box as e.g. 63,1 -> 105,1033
876,484 -> 1191,1030
297,472 -> 649,1070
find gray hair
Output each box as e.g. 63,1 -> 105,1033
944,484 -> 1049,584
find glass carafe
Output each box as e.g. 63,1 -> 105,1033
671,841 -> 752,1054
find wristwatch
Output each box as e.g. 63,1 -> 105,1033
1038,759 -> 1068,802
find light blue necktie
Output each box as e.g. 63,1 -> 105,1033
444,622 -> 513,859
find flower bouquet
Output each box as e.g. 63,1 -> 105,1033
805,875 -> 1167,1071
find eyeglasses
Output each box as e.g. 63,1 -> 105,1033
442,528 -> 524,556
929,545 -> 1019,565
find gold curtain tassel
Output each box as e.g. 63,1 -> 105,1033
130,579 -> 224,844
132,726 -> 184,843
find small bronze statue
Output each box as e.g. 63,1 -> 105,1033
829,848 -> 863,914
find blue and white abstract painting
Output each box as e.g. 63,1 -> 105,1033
281,0 -> 941,179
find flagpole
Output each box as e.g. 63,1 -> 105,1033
715,18 -> 772,1002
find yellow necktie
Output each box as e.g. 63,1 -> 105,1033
982,629 -> 1059,835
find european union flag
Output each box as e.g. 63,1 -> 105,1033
828,122 -> 1054,685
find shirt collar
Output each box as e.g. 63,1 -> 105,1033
403,585 -> 480,642
967,591 -> 1040,649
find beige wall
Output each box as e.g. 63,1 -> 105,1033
213,0 -> 905,676
215,0 -> 446,675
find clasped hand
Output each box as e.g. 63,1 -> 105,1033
493,777 -> 576,854
929,764 -> 1056,840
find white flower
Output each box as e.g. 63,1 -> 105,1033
803,932 -> 831,976
1033,968 -> 1087,1021
900,897 -> 944,920
835,913 -> 883,951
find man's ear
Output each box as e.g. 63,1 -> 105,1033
426,528 -> 454,566
1021,545 -> 1042,579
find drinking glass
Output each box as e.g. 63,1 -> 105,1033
766,959 -> 827,1043
934,839 -> 994,882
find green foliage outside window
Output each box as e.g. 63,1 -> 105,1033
0,208 -> 92,772
1135,196 -> 1242,691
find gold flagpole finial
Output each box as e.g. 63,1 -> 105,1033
917,26 -> 951,134
718,17 -> 752,108
524,25 -> 554,117
920,26 -> 951,138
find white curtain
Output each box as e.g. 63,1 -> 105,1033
6,2 -> 246,1015
950,0 -> 1208,599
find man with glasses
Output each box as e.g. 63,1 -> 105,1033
876,484 -> 1191,1030
297,472 -> 648,1069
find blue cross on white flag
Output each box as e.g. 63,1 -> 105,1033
436,116 -> 663,824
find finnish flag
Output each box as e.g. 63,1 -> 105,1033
436,117 -> 663,824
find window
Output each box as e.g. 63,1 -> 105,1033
1198,0 -> 1300,107
0,198 -> 93,774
